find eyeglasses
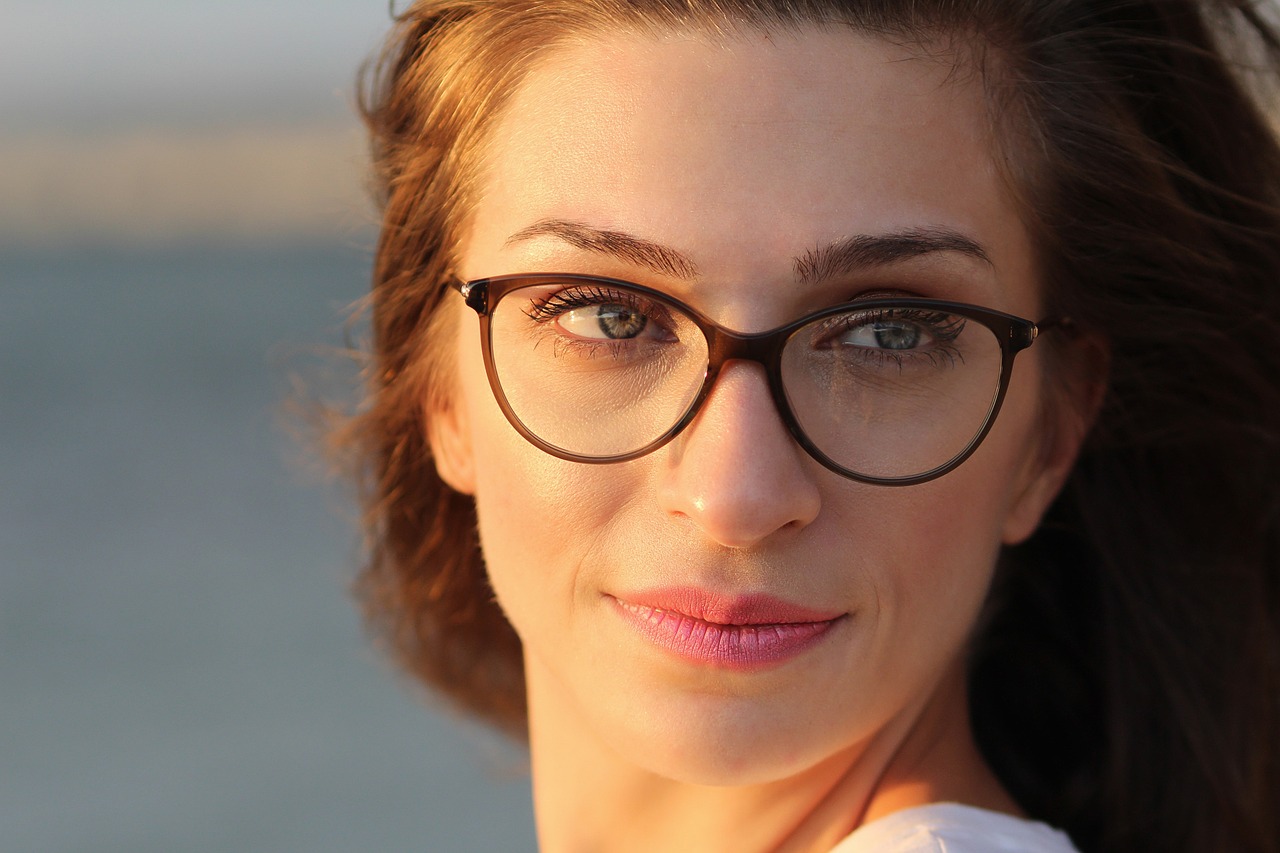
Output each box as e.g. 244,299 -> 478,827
454,273 -> 1052,486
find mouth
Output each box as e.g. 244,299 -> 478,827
608,587 -> 846,671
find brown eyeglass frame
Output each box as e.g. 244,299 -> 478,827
454,273 -> 1053,486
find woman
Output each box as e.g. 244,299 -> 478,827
339,1 -> 1280,850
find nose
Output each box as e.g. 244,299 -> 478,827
657,361 -> 822,549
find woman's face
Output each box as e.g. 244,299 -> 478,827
434,26 -> 1076,784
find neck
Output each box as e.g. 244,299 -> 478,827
525,658 -> 1017,853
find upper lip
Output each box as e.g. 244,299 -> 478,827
610,586 -> 844,625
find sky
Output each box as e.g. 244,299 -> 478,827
2,2 -> 394,247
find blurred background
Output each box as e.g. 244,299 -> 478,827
1,2 -> 535,851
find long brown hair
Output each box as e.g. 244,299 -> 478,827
339,2 -> 1280,850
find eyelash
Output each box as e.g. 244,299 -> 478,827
826,307 -> 967,340
523,285 -> 669,325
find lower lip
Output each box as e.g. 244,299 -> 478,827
610,594 -> 843,671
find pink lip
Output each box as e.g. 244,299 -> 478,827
610,587 -> 845,671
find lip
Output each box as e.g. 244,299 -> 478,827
609,587 -> 845,671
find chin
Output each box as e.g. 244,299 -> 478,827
596,687 -> 866,788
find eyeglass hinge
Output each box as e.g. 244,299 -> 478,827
459,280 -> 489,315
1010,324 -> 1039,349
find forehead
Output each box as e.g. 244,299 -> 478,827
464,25 -> 1035,314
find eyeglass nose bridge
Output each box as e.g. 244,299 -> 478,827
701,321 -> 791,378
671,319 -> 806,453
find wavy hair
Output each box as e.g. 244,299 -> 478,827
337,2 -> 1280,850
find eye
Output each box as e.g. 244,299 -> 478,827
838,318 -> 930,350
525,285 -> 677,343
823,309 -> 964,351
806,306 -> 969,369
559,302 -> 651,340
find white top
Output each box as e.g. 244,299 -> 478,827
831,803 -> 1080,852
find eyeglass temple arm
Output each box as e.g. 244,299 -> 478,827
1034,315 -> 1076,337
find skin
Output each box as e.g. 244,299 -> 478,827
429,25 -> 1090,853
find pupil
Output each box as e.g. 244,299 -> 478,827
598,305 -> 647,339
873,321 -> 919,350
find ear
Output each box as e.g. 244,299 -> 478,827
426,394 -> 477,495
1002,334 -> 1108,544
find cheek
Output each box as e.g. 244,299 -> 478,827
840,480 -> 1003,683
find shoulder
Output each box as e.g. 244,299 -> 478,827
831,803 -> 1081,853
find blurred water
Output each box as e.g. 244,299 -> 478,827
0,245 -> 535,852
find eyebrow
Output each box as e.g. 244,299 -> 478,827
792,229 -> 992,285
506,220 -> 700,280
505,219 -> 990,284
